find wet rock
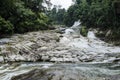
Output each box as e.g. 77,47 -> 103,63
72,54 -> 77,58
72,35 -> 80,38
40,47 -> 48,50
0,38 -> 12,45
7,32 -> 61,62
1,41 -> 41,62
55,47 -> 69,51
105,30 -> 111,37
78,55 -> 94,62
105,53 -> 120,58
41,56 -> 50,61
11,66 -> 120,80
11,69 -> 87,80
103,57 -> 117,63
50,57 -> 62,62
0,56 -> 4,62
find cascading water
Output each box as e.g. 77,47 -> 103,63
87,31 -> 97,39
65,20 -> 81,35
0,21 -> 120,80
61,21 -> 120,54
60,20 -> 120,76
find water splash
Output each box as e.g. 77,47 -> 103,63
0,63 -> 54,80
0,63 -> 120,80
87,31 -> 96,39
71,20 -> 81,28
65,29 -> 75,35
61,21 -> 120,54
65,20 -> 81,35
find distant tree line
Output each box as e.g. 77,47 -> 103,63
46,5 -> 66,25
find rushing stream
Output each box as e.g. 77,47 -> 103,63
0,21 -> 120,80
0,62 -> 120,80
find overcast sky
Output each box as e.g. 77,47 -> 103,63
50,0 -> 73,9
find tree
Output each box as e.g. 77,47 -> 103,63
21,0 -> 44,12
0,0 -> 15,19
0,16 -> 14,34
47,6 -> 66,25
0,0 -> 50,34
64,5 -> 79,26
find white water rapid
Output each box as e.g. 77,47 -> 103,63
61,21 -> 120,63
0,21 -> 120,80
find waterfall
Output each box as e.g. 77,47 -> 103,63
71,20 -> 81,28
65,20 -> 81,35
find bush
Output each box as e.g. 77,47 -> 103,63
80,26 -> 88,37
0,16 -> 14,34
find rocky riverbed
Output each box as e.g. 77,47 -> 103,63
0,29 -> 120,63
0,30 -> 67,62
0,26 -> 120,80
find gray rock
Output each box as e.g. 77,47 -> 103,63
0,56 -> 4,62
11,69 -> 86,80
11,66 -> 119,80
50,57 -> 61,62
41,56 -> 50,61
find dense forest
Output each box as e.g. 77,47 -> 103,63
0,0 -> 51,35
0,0 -> 120,44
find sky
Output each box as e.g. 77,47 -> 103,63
50,0 -> 73,9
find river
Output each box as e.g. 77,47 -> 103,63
0,21 -> 120,80
0,62 -> 120,80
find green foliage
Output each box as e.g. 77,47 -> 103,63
64,0 -> 120,43
38,12 -> 49,24
0,16 -> 14,34
80,26 -> 88,37
56,9 -> 66,24
47,7 -> 66,25
64,0 -> 120,29
0,0 -> 50,34
10,2 -> 36,33
21,0 -> 44,12
64,5 -> 78,27
0,0 -> 15,19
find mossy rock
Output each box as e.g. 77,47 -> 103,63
80,26 -> 88,37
